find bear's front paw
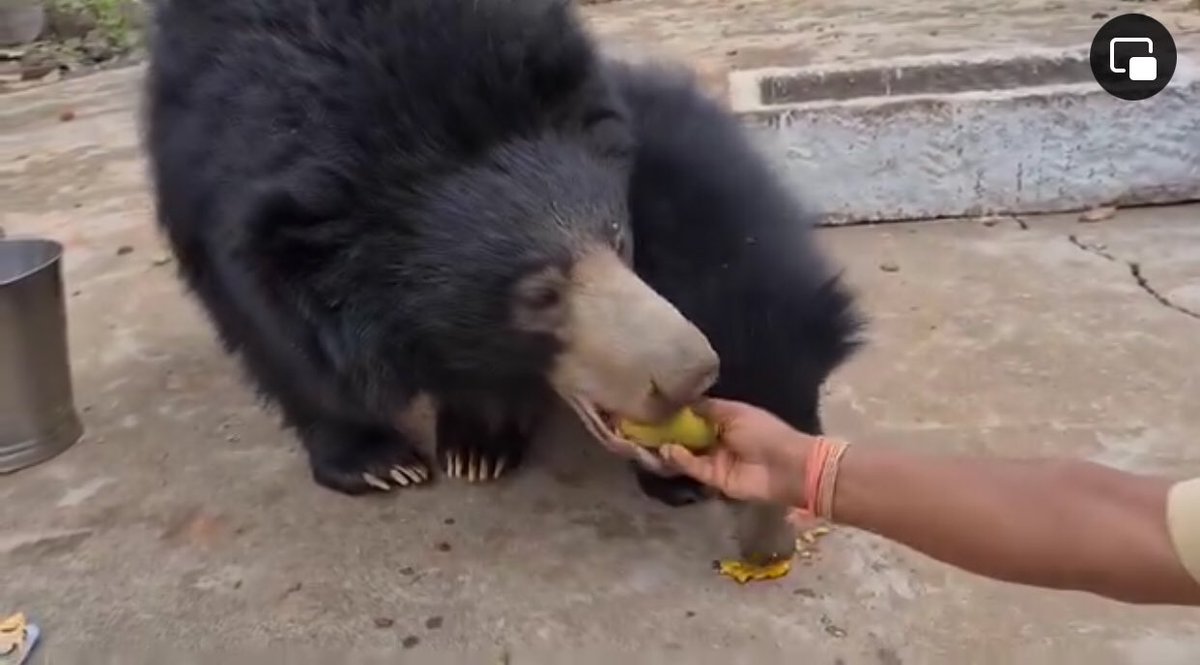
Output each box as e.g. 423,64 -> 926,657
305,426 -> 432,495
437,442 -> 516,483
436,407 -> 528,484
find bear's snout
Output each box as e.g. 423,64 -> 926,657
548,248 -> 720,430
650,344 -> 720,410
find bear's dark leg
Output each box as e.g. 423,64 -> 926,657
203,312 -> 433,495
220,327 -> 432,495
436,394 -> 546,483
298,416 -> 431,495
633,468 -> 713,506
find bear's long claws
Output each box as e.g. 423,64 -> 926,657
390,464 -> 427,486
441,450 -> 512,483
359,464 -> 430,492
362,472 -> 391,491
389,469 -> 411,486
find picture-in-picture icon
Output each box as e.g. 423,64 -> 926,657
1109,37 -> 1156,81
1090,13 -> 1177,100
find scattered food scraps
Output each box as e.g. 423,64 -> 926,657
715,557 -> 794,584
795,525 -> 835,562
799,525 -> 832,546
0,613 -> 40,665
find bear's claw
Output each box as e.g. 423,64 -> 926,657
362,472 -> 391,491
305,423 -> 432,495
440,449 -> 511,483
436,405 -> 529,484
357,461 -> 431,492
390,464 -> 427,486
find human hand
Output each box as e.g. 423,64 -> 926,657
659,398 -> 814,507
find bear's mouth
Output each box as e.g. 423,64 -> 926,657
568,397 -> 625,446
565,396 -> 669,473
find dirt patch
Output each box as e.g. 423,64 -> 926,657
0,0 -> 146,93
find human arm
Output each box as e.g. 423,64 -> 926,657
833,448 -> 1197,605
661,399 -> 1200,606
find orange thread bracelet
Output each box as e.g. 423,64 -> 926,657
790,436 -> 849,522
818,439 -> 849,520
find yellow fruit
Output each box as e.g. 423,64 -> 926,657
715,557 -> 794,584
616,407 -> 718,451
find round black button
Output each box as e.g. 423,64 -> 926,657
1090,13 -> 1177,101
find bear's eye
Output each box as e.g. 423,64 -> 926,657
582,107 -> 620,130
525,285 -> 562,311
512,267 -> 569,333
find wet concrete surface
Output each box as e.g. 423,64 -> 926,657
2,66 -> 1200,663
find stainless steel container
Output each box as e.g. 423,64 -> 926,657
0,238 -> 83,473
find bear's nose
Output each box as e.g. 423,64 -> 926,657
654,352 -> 720,409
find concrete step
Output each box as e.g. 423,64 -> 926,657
729,46 -> 1200,224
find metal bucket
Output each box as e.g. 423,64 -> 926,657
0,238 -> 83,473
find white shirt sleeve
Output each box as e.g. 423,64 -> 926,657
1166,476 -> 1200,584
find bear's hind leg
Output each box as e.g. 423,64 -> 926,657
436,394 -> 546,483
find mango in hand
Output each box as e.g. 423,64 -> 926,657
616,407 -> 718,451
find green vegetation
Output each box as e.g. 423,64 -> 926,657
45,0 -> 143,52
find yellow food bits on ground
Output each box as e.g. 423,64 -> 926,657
616,407 -> 718,451
714,557 -> 794,584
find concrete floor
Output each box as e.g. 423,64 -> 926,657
582,0 -> 1200,100
3,67 -> 1200,664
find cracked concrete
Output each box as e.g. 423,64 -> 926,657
1068,233 -> 1200,321
3,64 -> 1200,664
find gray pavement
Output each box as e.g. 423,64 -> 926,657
2,65 -> 1199,664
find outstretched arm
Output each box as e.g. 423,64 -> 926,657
661,398 -> 1200,606
833,448 -> 1199,605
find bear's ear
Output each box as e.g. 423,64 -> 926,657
579,96 -> 635,161
517,0 -> 601,106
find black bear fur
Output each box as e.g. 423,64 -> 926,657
142,0 -> 862,502
144,0 -> 642,493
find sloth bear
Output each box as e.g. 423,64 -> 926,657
143,0 -> 861,506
